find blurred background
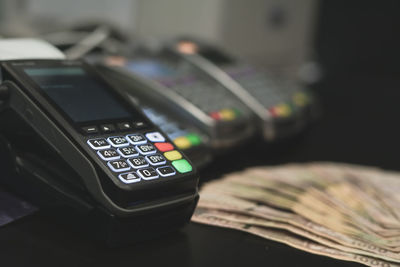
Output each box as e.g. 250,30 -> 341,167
1,0 -> 400,77
0,0 -> 318,80
1,0 -> 400,167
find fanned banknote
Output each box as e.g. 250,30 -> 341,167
192,162 -> 400,267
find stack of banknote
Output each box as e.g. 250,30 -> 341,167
192,162 -> 400,267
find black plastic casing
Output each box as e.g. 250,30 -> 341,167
0,59 -> 199,244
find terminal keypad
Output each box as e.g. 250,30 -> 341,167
87,131 -> 193,184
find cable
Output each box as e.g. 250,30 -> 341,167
0,84 -> 8,100
63,25 -> 111,60
38,21 -> 134,58
0,84 -> 8,112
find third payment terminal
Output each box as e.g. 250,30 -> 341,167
171,38 -> 317,141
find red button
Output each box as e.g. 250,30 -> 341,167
269,107 -> 278,117
209,111 -> 221,120
154,142 -> 174,152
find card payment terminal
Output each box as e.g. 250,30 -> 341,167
97,49 -> 256,151
170,38 -> 317,141
0,39 -> 199,244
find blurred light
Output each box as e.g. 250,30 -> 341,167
177,41 -> 198,55
105,56 -> 127,67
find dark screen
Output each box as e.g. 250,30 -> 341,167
198,48 -> 234,65
24,67 -> 132,123
126,60 -> 176,78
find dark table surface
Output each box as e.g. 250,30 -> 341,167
1,71 -> 399,267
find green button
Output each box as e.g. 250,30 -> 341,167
233,108 -> 241,116
172,159 -> 193,173
186,133 -> 202,146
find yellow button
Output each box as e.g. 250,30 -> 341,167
293,92 -> 308,107
219,109 -> 236,121
164,150 -> 183,161
276,104 -> 291,117
173,136 -> 192,149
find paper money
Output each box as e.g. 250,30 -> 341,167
197,191 -> 400,260
193,210 -> 400,267
204,166 -> 400,246
193,162 -> 400,266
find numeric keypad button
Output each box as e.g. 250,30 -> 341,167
97,149 -> 120,161
156,166 -> 176,177
118,172 -> 141,184
128,156 -> 149,169
137,167 -> 159,180
107,160 -> 131,172
136,144 -> 157,155
107,136 -> 129,147
126,134 -> 147,145
87,139 -> 111,150
118,146 -> 139,158
145,154 -> 166,166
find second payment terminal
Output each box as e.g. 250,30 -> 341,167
97,47 -> 256,152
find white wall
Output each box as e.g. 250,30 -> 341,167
134,0 -> 224,43
1,0 -> 318,73
27,0 -> 137,31
134,0 -> 318,71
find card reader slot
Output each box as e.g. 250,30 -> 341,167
0,107 -> 86,190
21,152 -> 87,192
0,84 -> 8,111
0,134 -> 93,213
14,155 -> 94,212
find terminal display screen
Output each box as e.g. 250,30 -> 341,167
24,66 -> 132,123
198,47 -> 234,65
126,60 -> 176,78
